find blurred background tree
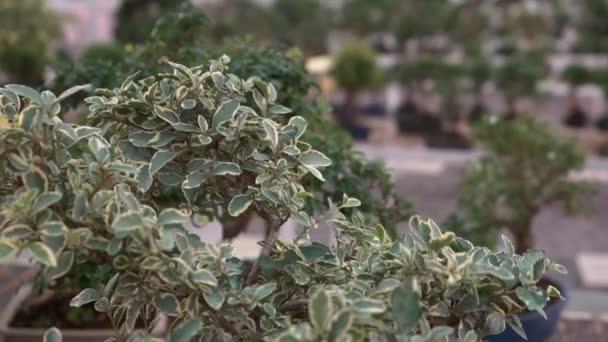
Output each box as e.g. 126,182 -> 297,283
0,0 -> 61,85
113,0 -> 187,44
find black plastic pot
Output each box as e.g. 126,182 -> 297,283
563,108 -> 588,128
596,115 -> 608,131
360,103 -> 386,117
487,278 -> 568,342
396,104 -> 441,134
341,124 -> 370,141
423,131 -> 471,150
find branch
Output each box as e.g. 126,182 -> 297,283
245,216 -> 288,286
278,299 -> 308,313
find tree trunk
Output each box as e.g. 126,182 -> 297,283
342,89 -> 358,126
514,229 -> 535,255
222,208 -> 255,240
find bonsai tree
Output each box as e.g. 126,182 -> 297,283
0,0 -> 61,85
113,0 -> 189,44
494,56 -> 545,118
51,5 -> 412,240
1,59 -> 565,341
449,117 -> 587,253
464,58 -> 493,124
561,64 -> 593,128
331,42 -> 379,127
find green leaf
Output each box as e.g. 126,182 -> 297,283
288,116 -> 308,140
155,105 -> 180,124
45,250 -> 75,280
168,318 -> 204,342
32,192 -> 63,214
191,270 -> 218,287
137,164 -> 153,192
88,136 -> 110,163
70,288 -> 100,307
149,150 -> 178,176
0,240 -> 18,261
328,309 -> 353,342
6,84 -> 43,105
112,212 -> 143,238
57,84 -> 91,102
228,194 -> 253,217
153,293 -> 180,316
27,242 -> 57,267
269,104 -> 292,115
181,99 -> 197,110
299,150 -> 332,168
341,194 -> 361,208
485,312 -> 506,335
203,288 -> 225,310
182,172 -> 206,189
506,316 -> 527,339
43,327 -> 62,342
353,298 -> 386,314
253,282 -> 277,301
197,115 -> 209,132
159,208 -> 190,226
23,167 -> 47,192
392,278 -> 421,333
263,120 -> 279,151
212,162 -> 241,176
2,224 -> 34,239
309,288 -> 332,332
167,61 -> 199,90
71,192 -> 88,222
212,99 -> 240,128
515,287 -> 549,311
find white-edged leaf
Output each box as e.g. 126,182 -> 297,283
228,194 -> 253,217
27,242 -> 57,267
191,270 -> 218,287
153,293 -> 180,316
309,288 -> 332,332
212,162 -> 241,176
32,192 -> 63,214
43,327 -> 62,342
269,104 -> 292,115
263,120 -> 278,151
299,150 -> 332,167
70,288 -> 100,307
211,99 -> 240,128
0,240 -> 18,261
149,150 -> 178,176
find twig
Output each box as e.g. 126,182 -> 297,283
245,216 -> 288,286
278,299 -> 308,312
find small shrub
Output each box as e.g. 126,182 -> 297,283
1,58 -> 565,341
448,117 -> 588,253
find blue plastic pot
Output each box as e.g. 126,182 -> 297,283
486,278 -> 568,342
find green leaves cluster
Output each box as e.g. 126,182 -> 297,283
448,117 -> 588,252
1,58 -> 563,341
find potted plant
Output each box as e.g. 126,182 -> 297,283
330,41 -> 379,140
0,58 -> 564,341
464,58 -> 493,124
561,64 -> 592,129
494,55 -> 545,119
394,60 -> 441,136
447,117 -> 588,341
51,3 -> 413,243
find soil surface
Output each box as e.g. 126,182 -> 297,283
11,290 -> 111,329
